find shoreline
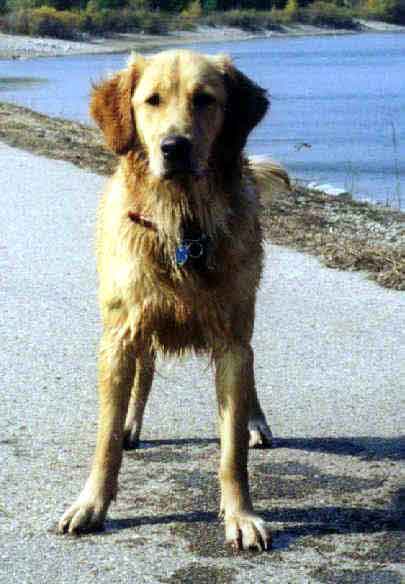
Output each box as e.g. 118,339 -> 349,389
0,100 -> 403,290
1,20 -> 405,60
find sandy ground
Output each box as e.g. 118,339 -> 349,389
1,141 -> 404,584
1,20 -> 405,60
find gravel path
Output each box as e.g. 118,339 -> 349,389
1,144 -> 404,583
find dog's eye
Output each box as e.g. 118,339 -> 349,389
146,93 -> 161,107
193,92 -> 216,109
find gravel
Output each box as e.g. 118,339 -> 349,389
0,31 -> 111,59
1,143 -> 404,583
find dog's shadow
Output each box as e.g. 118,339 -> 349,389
132,437 -> 218,449
132,434 -> 404,461
273,435 -> 404,462
103,435 -> 404,551
107,504 -> 403,552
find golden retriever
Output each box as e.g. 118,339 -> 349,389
58,49 -> 288,551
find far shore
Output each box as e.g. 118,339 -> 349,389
1,19 -> 405,60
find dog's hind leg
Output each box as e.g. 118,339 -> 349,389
58,330 -> 135,534
123,350 -> 155,449
215,344 -> 271,551
232,301 -> 272,449
248,387 -> 272,449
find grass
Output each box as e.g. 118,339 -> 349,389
0,100 -> 403,290
261,185 -> 405,290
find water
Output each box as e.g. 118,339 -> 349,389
1,33 -> 404,206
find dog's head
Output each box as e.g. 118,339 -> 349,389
90,50 -> 269,179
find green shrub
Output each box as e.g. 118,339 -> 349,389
4,8 -> 31,32
135,10 -> 169,33
6,0 -> 42,9
221,9 -> 263,30
283,0 -> 299,19
128,0 -> 151,9
81,6 -> 138,33
300,1 -> 358,28
181,0 -> 202,17
203,9 -> 280,31
4,6 -> 81,36
269,7 -> 288,24
29,6 -> 81,38
359,0 -> 405,24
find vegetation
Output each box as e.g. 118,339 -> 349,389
0,0 -> 404,39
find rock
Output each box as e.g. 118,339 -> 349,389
307,182 -> 351,198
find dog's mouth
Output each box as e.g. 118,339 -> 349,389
162,162 -> 200,180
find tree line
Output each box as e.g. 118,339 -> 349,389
1,0 -> 404,36
0,0 -> 401,15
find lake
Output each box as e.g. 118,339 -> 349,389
1,32 -> 404,207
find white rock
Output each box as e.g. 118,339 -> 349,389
308,182 -> 350,197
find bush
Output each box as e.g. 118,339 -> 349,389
203,9 -> 281,31
283,0 -> 299,19
128,0 -> 151,9
181,0 -> 202,18
359,0 -> 405,24
300,1 -> 358,28
29,6 -> 81,38
4,8 -> 31,32
4,6 -> 82,36
135,11 -> 170,33
221,9 -> 264,30
82,6 -> 137,33
2,5 -> 176,36
6,0 -> 42,9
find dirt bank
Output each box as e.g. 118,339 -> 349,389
0,100 -> 404,290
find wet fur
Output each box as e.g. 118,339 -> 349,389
58,50 -> 281,551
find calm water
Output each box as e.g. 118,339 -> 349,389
1,33 -> 404,206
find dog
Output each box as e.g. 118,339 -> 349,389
58,49 -> 289,551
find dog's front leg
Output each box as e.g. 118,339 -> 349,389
58,330 -> 135,534
215,344 -> 271,551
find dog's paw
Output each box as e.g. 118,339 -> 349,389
224,512 -> 271,552
58,496 -> 107,535
248,417 -> 272,448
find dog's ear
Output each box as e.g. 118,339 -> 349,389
90,56 -> 145,155
214,55 -> 269,161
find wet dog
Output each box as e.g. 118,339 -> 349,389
58,49 -> 288,551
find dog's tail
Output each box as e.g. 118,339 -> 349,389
249,155 -> 291,198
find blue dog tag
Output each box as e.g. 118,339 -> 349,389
175,245 -> 189,266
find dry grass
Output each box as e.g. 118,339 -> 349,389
0,101 -> 114,175
1,101 -> 404,290
262,186 -> 405,290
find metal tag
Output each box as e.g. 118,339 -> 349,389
175,245 -> 189,267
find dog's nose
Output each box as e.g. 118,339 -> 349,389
161,135 -> 192,162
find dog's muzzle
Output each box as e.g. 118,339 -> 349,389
161,135 -> 193,176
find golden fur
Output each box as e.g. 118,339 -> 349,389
58,49 -> 288,551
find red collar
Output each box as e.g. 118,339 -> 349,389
128,211 -> 157,231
